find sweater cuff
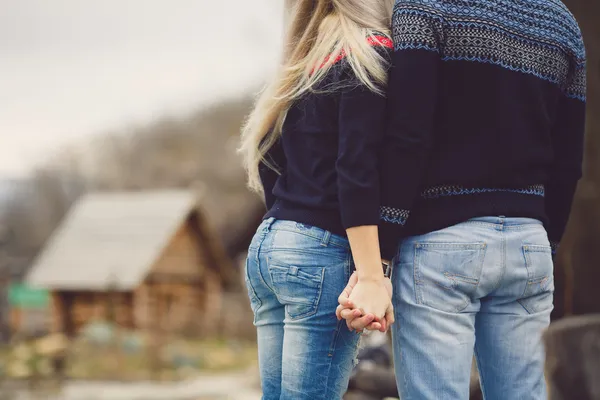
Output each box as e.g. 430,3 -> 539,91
341,202 -> 380,229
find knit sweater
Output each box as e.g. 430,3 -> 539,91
260,36 -> 393,237
378,0 -> 586,259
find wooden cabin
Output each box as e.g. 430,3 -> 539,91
26,190 -> 235,337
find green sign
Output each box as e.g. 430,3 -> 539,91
8,284 -> 49,309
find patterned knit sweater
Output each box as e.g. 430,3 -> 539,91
378,0 -> 586,259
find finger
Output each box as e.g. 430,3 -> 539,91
340,308 -> 361,321
350,314 -> 375,331
385,303 -> 395,326
344,310 -> 359,330
339,298 -> 354,310
365,321 -> 381,331
337,273 -> 358,306
343,310 -> 362,331
366,321 -> 382,331
336,304 -> 344,320
378,318 -> 387,333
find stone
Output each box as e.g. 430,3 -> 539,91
544,315 -> 600,400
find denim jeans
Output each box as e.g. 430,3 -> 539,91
391,217 -> 553,400
245,218 -> 360,400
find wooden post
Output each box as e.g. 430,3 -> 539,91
544,315 -> 600,400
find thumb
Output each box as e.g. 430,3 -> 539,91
338,271 -> 358,306
385,302 -> 395,327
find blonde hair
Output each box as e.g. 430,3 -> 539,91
239,0 -> 394,192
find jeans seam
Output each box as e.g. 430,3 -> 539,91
256,231 -> 275,293
270,228 -> 350,250
462,221 -> 542,231
412,244 -> 423,305
244,258 -> 262,325
489,232 -> 506,294
401,343 -> 409,399
328,254 -> 353,358
252,238 -> 267,297
265,248 -> 348,261
521,247 -> 532,300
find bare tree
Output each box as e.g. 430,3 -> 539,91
0,96 -> 265,277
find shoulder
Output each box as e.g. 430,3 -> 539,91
540,0 -> 585,62
392,0 -> 446,49
321,33 -> 393,76
368,32 -> 394,61
393,0 -> 447,18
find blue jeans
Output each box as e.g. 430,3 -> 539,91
245,218 -> 360,400
391,217 -> 553,400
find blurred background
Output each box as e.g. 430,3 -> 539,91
0,1 -> 598,399
0,1 -> 284,398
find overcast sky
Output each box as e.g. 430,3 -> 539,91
0,0 -> 284,178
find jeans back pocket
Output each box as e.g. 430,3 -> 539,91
520,244 -> 554,314
414,242 -> 487,313
269,264 -> 325,320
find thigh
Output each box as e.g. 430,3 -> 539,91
392,231 -> 484,400
267,228 -> 360,400
475,225 -> 552,400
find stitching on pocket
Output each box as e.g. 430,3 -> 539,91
268,264 -> 325,320
523,245 -> 552,283
413,242 -> 486,312
520,245 -> 554,313
445,272 -> 479,285
524,244 -> 552,253
416,242 -> 486,250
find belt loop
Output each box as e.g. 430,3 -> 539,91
321,230 -> 331,247
497,215 -> 506,230
264,217 -> 276,231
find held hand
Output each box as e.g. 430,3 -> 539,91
336,272 -> 394,333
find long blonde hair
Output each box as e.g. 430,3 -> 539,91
240,0 -> 394,192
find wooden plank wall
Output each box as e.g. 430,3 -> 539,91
50,291 -> 134,335
47,219 -> 227,337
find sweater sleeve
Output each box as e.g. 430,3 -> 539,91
545,48 -> 587,255
337,43 -> 392,229
378,0 -> 444,251
259,138 -> 286,211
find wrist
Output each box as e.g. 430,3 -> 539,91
356,267 -> 385,282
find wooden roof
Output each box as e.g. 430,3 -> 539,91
26,190 -> 233,291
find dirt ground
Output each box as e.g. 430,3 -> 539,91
1,370 -> 262,400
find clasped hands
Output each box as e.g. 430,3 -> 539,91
336,270 -> 394,333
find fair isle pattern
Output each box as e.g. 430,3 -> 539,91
381,185 -> 545,225
380,206 -> 411,226
392,0 -> 586,100
421,184 -> 545,199
393,2 -> 444,52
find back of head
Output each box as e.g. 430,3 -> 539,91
240,0 -> 394,192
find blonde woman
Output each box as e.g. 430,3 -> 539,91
239,0 -> 394,398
